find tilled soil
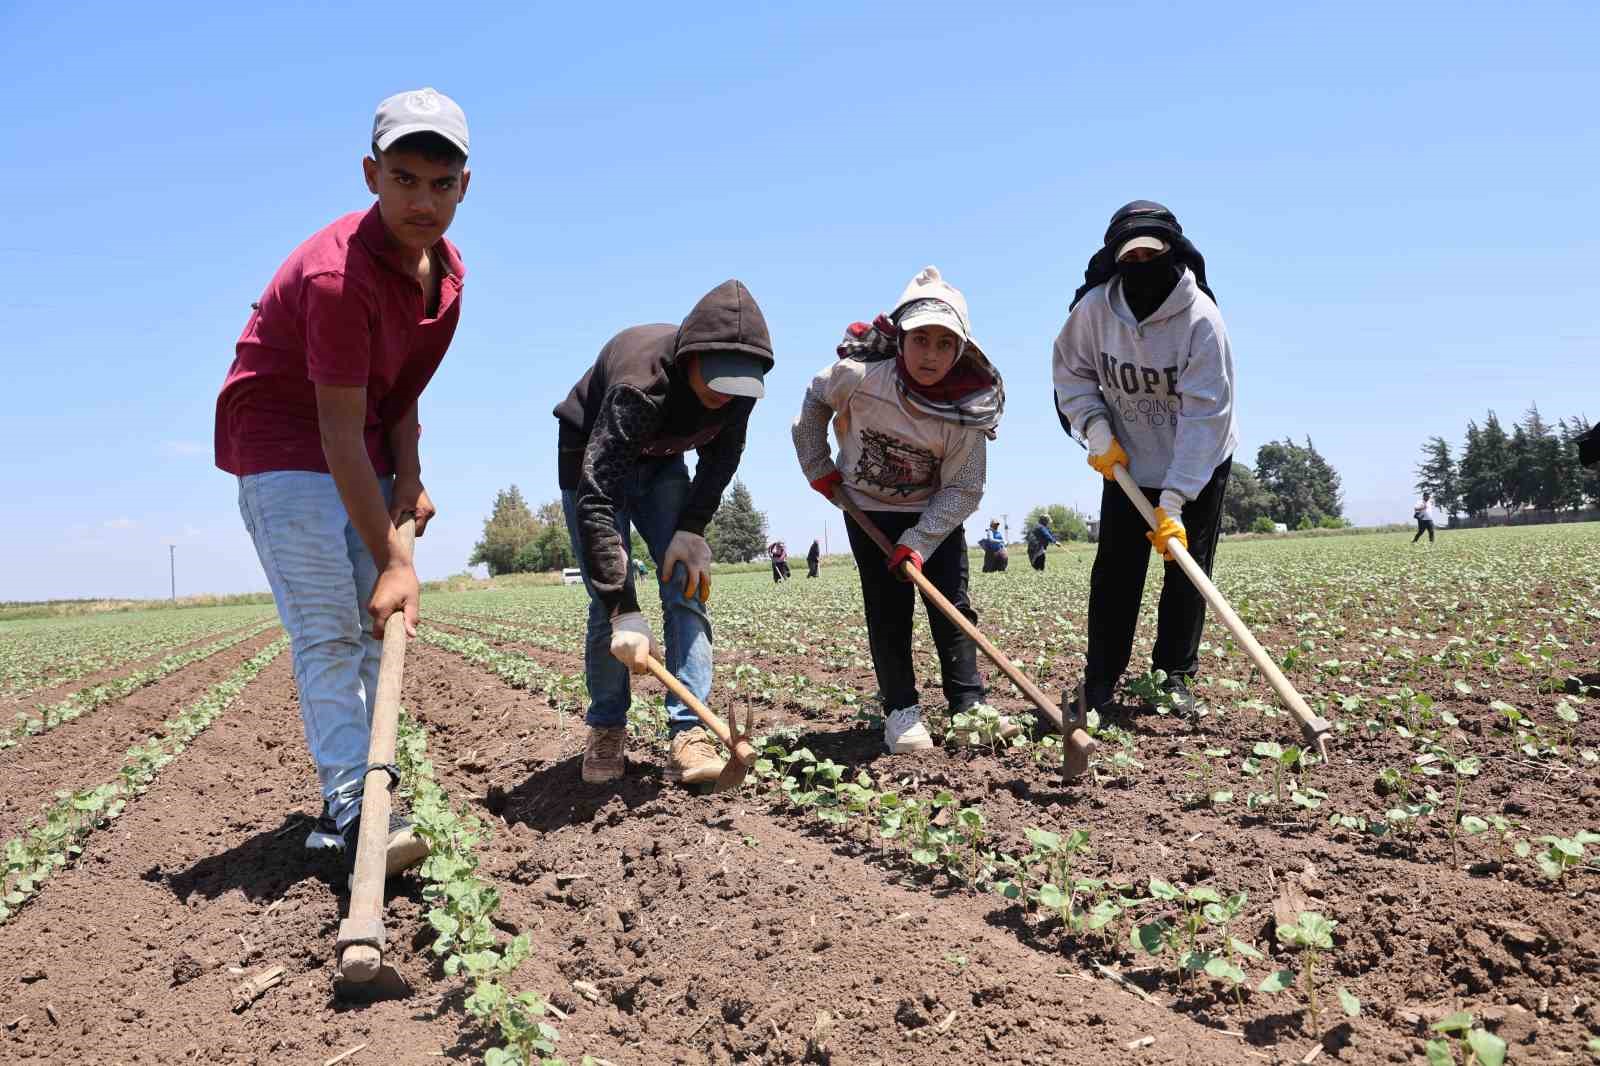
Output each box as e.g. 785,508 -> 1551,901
0,602 -> 1594,1064
0,627 -> 285,840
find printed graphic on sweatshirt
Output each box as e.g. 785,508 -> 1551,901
852,429 -> 938,498
1102,352 -> 1181,429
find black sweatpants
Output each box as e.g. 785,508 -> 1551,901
845,510 -> 985,714
1085,458 -> 1231,688
1412,518 -> 1434,543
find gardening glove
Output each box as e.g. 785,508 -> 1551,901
609,612 -> 662,674
810,469 -> 844,502
1084,420 -> 1130,481
660,530 -> 713,602
887,544 -> 923,581
1146,493 -> 1188,561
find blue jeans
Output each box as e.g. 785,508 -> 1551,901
238,471 -> 392,831
561,456 -> 712,734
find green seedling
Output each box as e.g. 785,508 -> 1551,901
1252,741 -> 1303,808
1535,832 -> 1600,883
1426,1010 -> 1506,1066
1447,755 -> 1481,865
1267,911 -> 1337,1030
1028,827 -> 1093,930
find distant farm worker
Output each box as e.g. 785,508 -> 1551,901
1053,201 -> 1237,719
795,266 -> 1019,752
1026,513 -> 1060,571
1411,492 -> 1438,544
214,88 -> 471,878
978,519 -> 1009,572
769,541 -> 792,582
554,281 -> 773,786
806,539 -> 821,578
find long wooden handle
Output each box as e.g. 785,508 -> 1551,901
339,516 -> 416,981
836,493 -> 1094,758
644,656 -> 757,766
1110,466 -> 1331,758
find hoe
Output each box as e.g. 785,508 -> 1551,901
1110,464 -> 1333,760
335,514 -> 419,999
835,492 -> 1096,780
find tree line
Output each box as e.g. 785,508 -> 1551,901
469,480 -> 773,576
1414,406 -> 1598,520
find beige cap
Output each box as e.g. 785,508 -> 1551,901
893,266 -> 974,345
1116,235 -> 1168,260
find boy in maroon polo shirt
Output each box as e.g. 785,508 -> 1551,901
215,88 -> 470,881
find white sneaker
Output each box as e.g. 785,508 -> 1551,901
885,705 -> 934,753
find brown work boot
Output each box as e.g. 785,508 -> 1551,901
666,727 -> 725,785
582,726 -> 627,784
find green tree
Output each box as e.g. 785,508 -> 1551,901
1255,438 -> 1344,528
513,520 -> 575,573
1519,404 -> 1567,513
1458,420 -> 1496,519
1567,415 -> 1600,508
1024,504 -> 1089,541
469,485 -> 539,576
706,480 -> 767,563
1222,465 -> 1275,533
1413,436 -> 1458,517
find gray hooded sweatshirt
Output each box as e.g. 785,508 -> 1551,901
1052,267 -> 1237,502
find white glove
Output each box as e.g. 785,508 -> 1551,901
1084,418 -> 1113,455
1158,489 -> 1187,523
609,612 -> 662,674
661,530 -> 712,601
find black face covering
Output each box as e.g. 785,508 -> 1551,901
1069,200 -> 1217,312
1116,252 -> 1181,322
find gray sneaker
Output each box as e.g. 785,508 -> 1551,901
305,800 -> 343,852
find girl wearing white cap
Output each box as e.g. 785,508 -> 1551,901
1053,202 -> 1238,718
793,267 -> 1014,752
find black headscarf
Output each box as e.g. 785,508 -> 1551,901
1069,200 -> 1217,314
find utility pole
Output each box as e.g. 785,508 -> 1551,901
169,545 -> 176,602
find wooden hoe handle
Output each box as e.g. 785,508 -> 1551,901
643,656 -> 759,767
337,516 -> 416,983
836,493 -> 1096,777
1109,465 -> 1332,759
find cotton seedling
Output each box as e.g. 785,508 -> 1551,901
1265,911 -> 1337,1030
1534,832 -> 1600,883
946,703 -> 1017,753
1447,754 -> 1481,865
1182,747 -> 1234,807
1251,741 -> 1302,809
1026,827 -> 1093,931
1426,1010 -> 1507,1066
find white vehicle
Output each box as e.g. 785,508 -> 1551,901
561,567 -> 582,586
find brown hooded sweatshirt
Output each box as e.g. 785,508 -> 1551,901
553,280 -> 773,617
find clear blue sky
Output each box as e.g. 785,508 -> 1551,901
2,2 -> 1595,600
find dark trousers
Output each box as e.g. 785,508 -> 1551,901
982,550 -> 1008,573
807,557 -> 819,577
1412,519 -> 1434,543
1086,458 -> 1231,688
845,510 -> 985,714
772,559 -> 790,582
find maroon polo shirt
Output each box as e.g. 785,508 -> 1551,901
214,204 -> 465,477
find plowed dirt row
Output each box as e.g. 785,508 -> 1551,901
0,628 -> 285,840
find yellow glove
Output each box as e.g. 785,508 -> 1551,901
1145,507 -> 1188,561
1086,437 -> 1130,481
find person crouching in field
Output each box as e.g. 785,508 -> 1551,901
794,267 -> 1019,752
554,281 -> 773,786
978,519 -> 1009,572
214,88 -> 471,879
1053,201 -> 1237,719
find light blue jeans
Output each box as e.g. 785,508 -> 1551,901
238,471 -> 392,831
561,456 -> 712,734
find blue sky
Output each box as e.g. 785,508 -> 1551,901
2,1 -> 1595,600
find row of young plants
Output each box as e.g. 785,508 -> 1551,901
751,731 -> 1361,1034
0,637 -> 287,925
418,627 -> 588,720
2,618 -> 281,749
0,603 -> 278,698
394,713 -> 592,1066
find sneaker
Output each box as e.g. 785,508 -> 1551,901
1161,675 -> 1202,717
666,726 -> 726,785
341,810 -> 429,883
305,800 -> 343,852
885,705 -> 934,753
1063,680 -> 1114,729
582,726 -> 627,784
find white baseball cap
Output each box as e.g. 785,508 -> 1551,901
1116,235 -> 1168,260
893,266 -> 974,346
372,87 -> 469,157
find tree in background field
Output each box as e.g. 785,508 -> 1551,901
1024,504 -> 1088,541
1423,405 -> 1596,523
1255,438 -> 1344,529
1222,465 -> 1275,533
706,480 -> 767,563
1413,436 -> 1459,517
469,485 -> 539,576
1561,416 -> 1600,509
